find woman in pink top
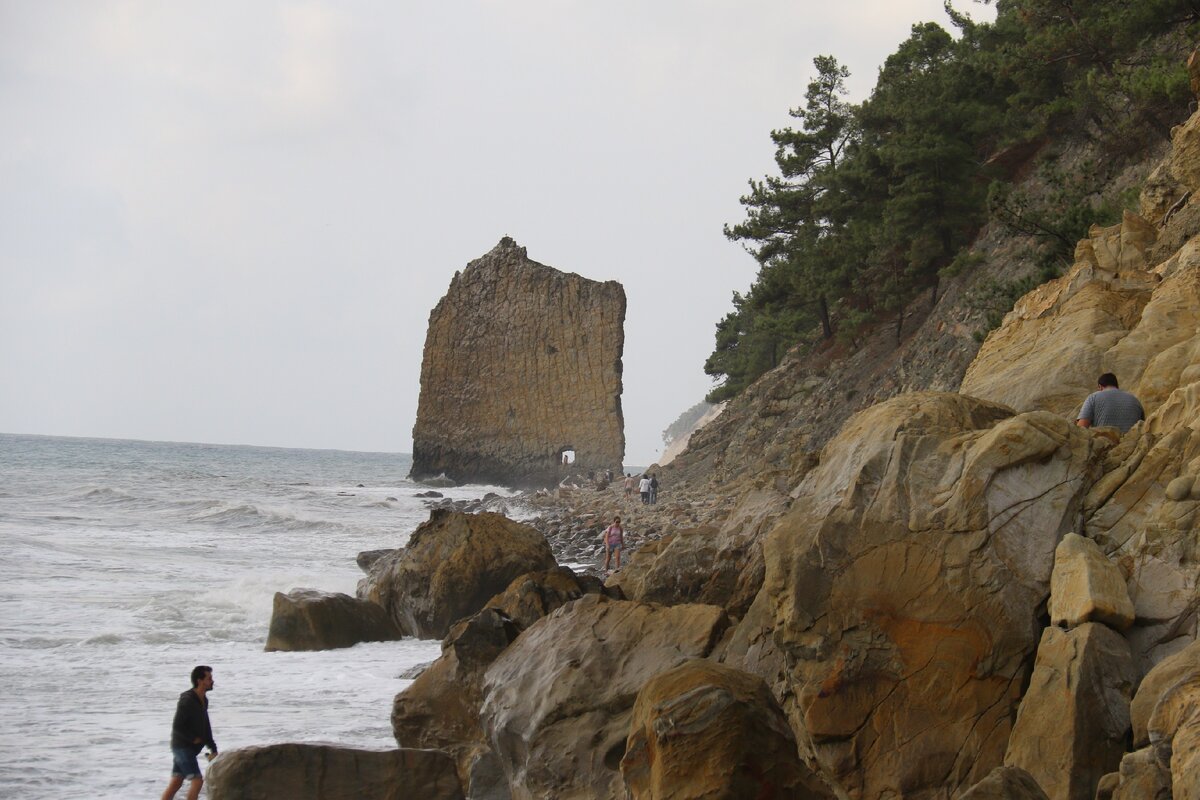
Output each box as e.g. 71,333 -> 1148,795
602,516 -> 624,572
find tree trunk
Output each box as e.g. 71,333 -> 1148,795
819,295 -> 834,340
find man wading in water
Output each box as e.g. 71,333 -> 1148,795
161,665 -> 218,800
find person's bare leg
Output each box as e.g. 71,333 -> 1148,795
185,776 -> 203,800
603,549 -> 611,571
615,549 -> 621,569
161,775 -> 184,800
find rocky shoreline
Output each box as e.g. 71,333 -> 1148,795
210,96 -> 1200,800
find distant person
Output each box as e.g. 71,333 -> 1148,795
649,473 -> 659,504
624,473 -> 635,497
639,474 -> 651,504
1076,373 -> 1145,433
602,515 -> 624,572
161,665 -> 218,800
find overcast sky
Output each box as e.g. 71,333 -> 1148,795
1,1 -> 994,465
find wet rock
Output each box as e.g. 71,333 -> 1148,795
264,589 -> 402,652
374,510 -> 556,639
206,743 -> 463,800
356,548 -> 396,573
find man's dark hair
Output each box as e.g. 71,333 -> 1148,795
1098,373 -> 1119,388
191,665 -> 212,687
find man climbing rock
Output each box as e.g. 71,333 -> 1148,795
1076,372 -> 1145,433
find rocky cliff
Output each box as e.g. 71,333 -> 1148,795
410,238 -> 626,487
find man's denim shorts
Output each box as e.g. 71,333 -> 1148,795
171,746 -> 202,779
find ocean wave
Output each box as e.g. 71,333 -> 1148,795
190,503 -> 349,533
82,633 -> 124,646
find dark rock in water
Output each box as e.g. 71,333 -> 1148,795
356,548 -> 396,574
385,496 -> 398,502
422,474 -> 457,488
356,483 -> 365,488
264,589 -> 402,652
374,509 -> 556,639
409,237 -> 626,489
399,660 -> 434,680
415,490 -> 444,498
205,743 -> 463,800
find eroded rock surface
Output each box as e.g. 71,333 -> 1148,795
1003,623 -> 1135,800
1048,533 -> 1135,630
725,392 -> 1098,798
480,595 -> 729,800
264,589 -> 402,652
621,659 -> 833,800
411,237 -> 626,487
959,766 -> 1050,800
374,510 -> 556,639
206,743 -> 463,800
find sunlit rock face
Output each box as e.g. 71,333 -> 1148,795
411,237 -> 625,488
725,392 -> 1100,799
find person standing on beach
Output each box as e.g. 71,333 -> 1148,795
1076,372 -> 1145,433
639,474 -> 651,504
649,473 -> 659,504
161,665 -> 218,800
624,473 -> 635,497
602,516 -> 624,572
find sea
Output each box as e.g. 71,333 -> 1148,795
0,432 -> 520,799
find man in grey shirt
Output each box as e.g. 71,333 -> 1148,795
1076,373 -> 1145,433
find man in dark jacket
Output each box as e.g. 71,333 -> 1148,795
161,665 -> 218,800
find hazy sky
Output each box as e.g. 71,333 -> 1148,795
1,1 -> 993,464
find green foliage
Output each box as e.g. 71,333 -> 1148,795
662,401 -> 714,446
706,0 -> 1195,400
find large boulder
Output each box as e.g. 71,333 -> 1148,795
392,569 -> 604,800
393,608 -> 521,800
264,589 -> 402,652
621,659 -> 833,800
480,594 -> 730,800
958,766 -> 1050,800
205,743 -> 463,800
1131,638 -> 1200,747
1105,747 -> 1172,800
1147,669 -> 1200,800
484,566 -> 604,629
725,393 -> 1099,798
605,525 -> 762,618
1048,533 -> 1135,630
357,548 -> 405,604
375,510 -> 556,639
1003,623 -> 1136,800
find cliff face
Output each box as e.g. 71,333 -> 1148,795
411,238 -> 626,488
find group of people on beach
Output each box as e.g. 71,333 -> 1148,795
622,472 -> 659,504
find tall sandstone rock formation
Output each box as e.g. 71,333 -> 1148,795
411,238 -> 625,487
